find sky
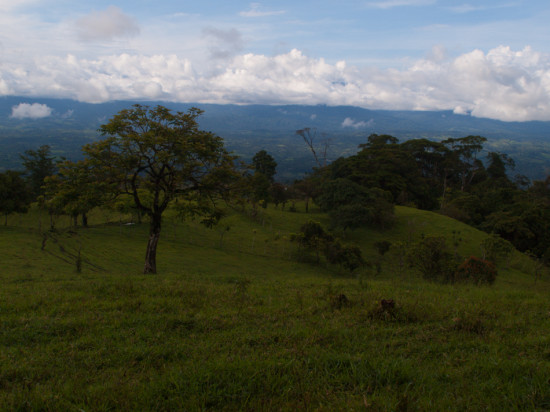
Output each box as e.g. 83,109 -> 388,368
1,0 -> 550,121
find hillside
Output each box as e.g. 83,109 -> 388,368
1,97 -> 550,180
1,204 -> 549,410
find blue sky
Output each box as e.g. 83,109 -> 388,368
2,0 -> 550,121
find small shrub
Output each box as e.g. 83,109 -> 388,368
324,239 -> 366,273
481,234 -> 514,266
291,221 -> 365,273
330,293 -> 350,310
407,236 -> 457,282
455,256 -> 497,285
368,299 -> 397,321
374,240 -> 391,256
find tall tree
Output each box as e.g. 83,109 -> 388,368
442,135 -> 487,192
83,105 -> 241,274
296,127 -> 330,168
0,170 -> 30,225
486,151 -> 515,181
252,150 -> 277,182
20,145 -> 57,199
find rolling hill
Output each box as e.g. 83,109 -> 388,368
1,202 -> 549,410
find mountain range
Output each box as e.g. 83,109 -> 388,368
1,96 -> 549,180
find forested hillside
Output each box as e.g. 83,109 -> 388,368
297,133 -> 550,259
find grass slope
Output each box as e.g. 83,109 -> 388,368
1,205 -> 549,411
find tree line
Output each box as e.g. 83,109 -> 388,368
291,132 -> 550,260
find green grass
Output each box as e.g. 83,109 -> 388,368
1,204 -> 549,411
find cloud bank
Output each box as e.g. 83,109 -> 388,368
1,45 -> 550,122
11,103 -> 53,119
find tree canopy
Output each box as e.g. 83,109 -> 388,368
252,150 -> 277,182
20,144 -> 57,199
0,170 -> 30,225
83,104 -> 242,274
292,132 -> 550,258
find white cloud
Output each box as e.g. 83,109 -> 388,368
365,0 -> 437,9
76,6 -> 140,42
0,0 -> 39,12
239,3 -> 285,17
0,76 -> 10,95
61,109 -> 74,119
447,3 -> 518,14
448,4 -> 483,13
453,106 -> 470,115
427,45 -> 447,62
342,118 -> 373,128
1,46 -> 550,122
11,103 -> 53,119
203,28 -> 244,59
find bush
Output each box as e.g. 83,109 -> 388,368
407,236 -> 457,282
324,239 -> 365,273
481,234 -> 514,266
455,256 -> 497,285
291,220 -> 365,273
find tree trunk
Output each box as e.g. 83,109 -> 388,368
82,213 -> 88,228
73,214 -> 78,227
143,213 -> 162,274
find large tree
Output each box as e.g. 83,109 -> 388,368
83,105 -> 241,274
0,170 -> 30,225
442,135 -> 487,192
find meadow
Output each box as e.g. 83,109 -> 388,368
1,204 -> 549,411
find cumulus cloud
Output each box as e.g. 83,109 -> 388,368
76,6 -> 140,41
1,46 -> 550,121
11,103 -> 53,119
342,118 -> 373,128
239,3 -> 286,17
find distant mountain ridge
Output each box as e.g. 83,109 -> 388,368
1,96 -> 549,179
2,96 -> 550,137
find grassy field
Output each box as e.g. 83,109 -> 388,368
1,204 -> 549,411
